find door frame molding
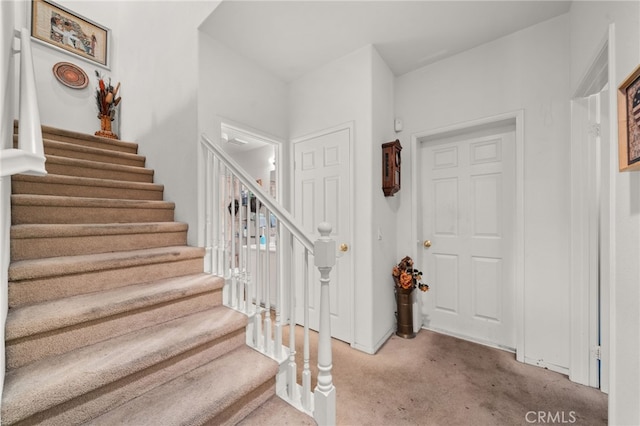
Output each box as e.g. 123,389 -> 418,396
569,25 -> 614,392
290,121 -> 355,345
410,110 -> 525,361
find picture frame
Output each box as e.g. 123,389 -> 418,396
30,0 -> 110,68
617,63 -> 640,172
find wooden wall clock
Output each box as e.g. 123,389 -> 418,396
382,139 -> 402,196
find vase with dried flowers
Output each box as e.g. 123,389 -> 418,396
392,255 -> 429,338
94,71 -> 121,139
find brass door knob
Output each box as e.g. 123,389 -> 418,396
423,240 -> 432,248
339,243 -> 349,252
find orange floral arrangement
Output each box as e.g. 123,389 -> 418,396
392,256 -> 429,292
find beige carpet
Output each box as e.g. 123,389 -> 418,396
242,327 -> 607,426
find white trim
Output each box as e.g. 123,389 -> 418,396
569,96 -> 591,386
423,325 -> 516,354
410,110 -> 525,362
569,25 -> 614,393
524,356 -> 570,376
604,22 -> 616,403
353,326 -> 394,355
291,122 -> 356,346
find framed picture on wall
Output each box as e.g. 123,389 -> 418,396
618,63 -> 640,172
30,0 -> 110,68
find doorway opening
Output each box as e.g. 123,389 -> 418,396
220,122 -> 282,204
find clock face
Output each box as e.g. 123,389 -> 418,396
385,152 -> 390,178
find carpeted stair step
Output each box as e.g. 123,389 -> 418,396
14,121 -> 139,155
13,135 -> 146,167
11,194 -> 175,224
12,173 -> 164,200
44,138 -> 145,167
87,345 -> 278,426
44,154 -> 153,183
39,123 -> 139,154
5,273 -> 225,369
8,246 -> 206,307
11,222 -> 188,260
1,307 -> 248,425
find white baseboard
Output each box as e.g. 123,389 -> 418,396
351,327 -> 395,355
421,326 -> 516,354
524,356 -> 570,376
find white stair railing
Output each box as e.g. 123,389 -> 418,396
0,28 -> 46,178
201,134 -> 336,425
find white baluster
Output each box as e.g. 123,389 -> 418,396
204,149 -> 213,274
302,249 -> 311,410
237,185 -> 244,311
274,220 -> 283,360
232,178 -> 241,309
221,165 -> 232,305
313,223 -> 336,426
264,208 -> 272,355
215,157 -> 224,279
211,154 -> 217,276
254,199 -> 262,349
244,194 -> 252,315
287,232 -> 297,402
227,170 -> 237,308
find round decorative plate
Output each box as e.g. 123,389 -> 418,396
52,62 -> 88,89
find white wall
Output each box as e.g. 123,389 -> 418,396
14,1 -> 219,245
232,144 -> 275,193
395,15 -> 572,371
197,32 -> 289,248
15,1 -> 121,135
197,33 -> 288,159
570,2 -> 640,423
114,1 -> 219,245
289,46 -> 377,352
371,48 -> 399,348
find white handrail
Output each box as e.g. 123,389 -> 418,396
200,133 -> 313,252
0,28 -> 46,178
17,28 -> 44,159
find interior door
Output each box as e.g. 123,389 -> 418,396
421,131 -> 516,350
293,126 -> 351,343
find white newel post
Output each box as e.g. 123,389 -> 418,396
313,223 -> 336,426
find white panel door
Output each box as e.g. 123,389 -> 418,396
421,132 -> 516,349
293,127 -> 351,343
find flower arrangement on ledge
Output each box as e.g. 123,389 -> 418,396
392,256 -> 429,292
95,70 -> 121,121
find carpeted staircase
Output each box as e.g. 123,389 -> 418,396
2,124 -> 279,425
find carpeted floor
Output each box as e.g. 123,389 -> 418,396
242,327 -> 608,426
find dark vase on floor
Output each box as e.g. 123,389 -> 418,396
395,287 -> 415,339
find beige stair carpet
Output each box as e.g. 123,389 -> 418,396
2,124 -> 304,425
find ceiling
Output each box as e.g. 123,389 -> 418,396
200,0 -> 572,83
